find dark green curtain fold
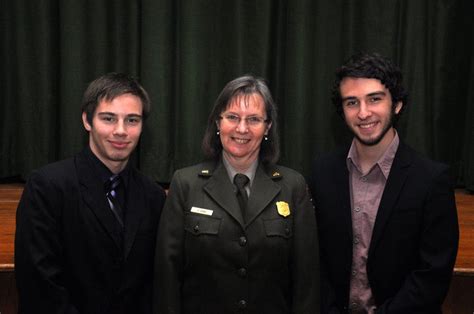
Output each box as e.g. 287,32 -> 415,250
1,0 -> 473,191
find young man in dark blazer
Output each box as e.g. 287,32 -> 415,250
15,73 -> 166,314
309,53 -> 459,313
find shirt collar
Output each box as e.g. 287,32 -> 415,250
346,131 -> 400,179
85,146 -> 130,188
222,153 -> 258,187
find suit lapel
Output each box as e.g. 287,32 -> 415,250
75,151 -> 123,250
369,143 -> 411,258
203,161 -> 246,228
123,168 -> 146,259
245,164 -> 281,226
334,149 -> 354,244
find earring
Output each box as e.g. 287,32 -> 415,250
264,136 -> 268,141
216,131 -> 220,135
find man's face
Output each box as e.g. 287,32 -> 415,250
82,93 -> 143,172
340,77 -> 402,147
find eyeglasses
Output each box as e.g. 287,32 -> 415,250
219,114 -> 269,127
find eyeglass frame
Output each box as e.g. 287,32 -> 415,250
218,113 -> 270,127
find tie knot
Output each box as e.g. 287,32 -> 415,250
233,173 -> 249,189
105,175 -> 121,194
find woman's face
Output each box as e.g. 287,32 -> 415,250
217,93 -> 271,167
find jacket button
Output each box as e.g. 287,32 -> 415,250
285,227 -> 290,235
238,299 -> 247,309
238,268 -> 247,277
193,225 -> 199,233
239,236 -> 247,246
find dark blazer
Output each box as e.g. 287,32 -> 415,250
309,142 -> 459,314
15,149 -> 166,314
153,159 -> 320,314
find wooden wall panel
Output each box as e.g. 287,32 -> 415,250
0,272 -> 18,314
442,275 -> 474,314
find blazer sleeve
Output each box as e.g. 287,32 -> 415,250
308,161 -> 340,314
15,171 -> 80,314
153,171 -> 186,314
318,255 -> 340,314
376,167 -> 459,313
291,173 -> 321,314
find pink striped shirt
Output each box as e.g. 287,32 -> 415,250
346,133 -> 399,313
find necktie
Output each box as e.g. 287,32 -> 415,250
234,173 -> 249,220
105,175 -> 124,228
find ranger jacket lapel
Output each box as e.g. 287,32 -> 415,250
245,164 -> 281,226
203,160 -> 246,228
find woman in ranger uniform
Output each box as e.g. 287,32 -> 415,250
153,75 -> 320,314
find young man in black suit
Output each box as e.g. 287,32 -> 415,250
15,73 -> 166,314
310,53 -> 458,313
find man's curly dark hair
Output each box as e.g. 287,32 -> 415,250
331,52 -> 408,126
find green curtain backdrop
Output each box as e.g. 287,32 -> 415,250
1,0 -> 473,191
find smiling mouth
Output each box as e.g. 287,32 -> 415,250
110,141 -> 129,148
359,122 -> 378,129
232,137 -> 250,144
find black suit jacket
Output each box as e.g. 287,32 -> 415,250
309,142 -> 458,314
154,159 -> 320,314
15,149 -> 166,314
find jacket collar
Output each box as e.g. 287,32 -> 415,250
201,159 -> 282,229
368,142 -> 412,258
334,142 -> 413,259
75,149 -> 146,259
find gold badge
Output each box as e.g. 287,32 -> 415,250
272,171 -> 280,177
276,201 -> 290,217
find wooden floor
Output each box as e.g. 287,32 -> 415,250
0,184 -> 473,313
